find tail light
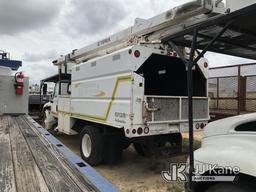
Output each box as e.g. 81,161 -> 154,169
200,123 -> 205,129
137,127 -> 143,135
144,127 -> 149,134
134,50 -> 140,58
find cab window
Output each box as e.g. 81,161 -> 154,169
53,83 -> 59,97
53,82 -> 71,96
60,82 -> 71,95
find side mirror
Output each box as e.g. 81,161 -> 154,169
43,84 -> 47,95
50,94 -> 54,103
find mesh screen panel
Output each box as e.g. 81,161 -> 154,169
209,64 -> 256,115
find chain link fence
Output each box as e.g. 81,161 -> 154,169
209,63 -> 256,119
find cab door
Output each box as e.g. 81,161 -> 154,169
51,82 -> 59,117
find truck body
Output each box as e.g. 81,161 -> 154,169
42,0 -> 256,165
55,45 -> 209,137
44,45 -> 209,164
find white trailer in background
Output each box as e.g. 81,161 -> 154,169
0,51 -> 29,115
42,0 -> 256,165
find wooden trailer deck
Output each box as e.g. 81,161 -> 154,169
0,115 -> 116,192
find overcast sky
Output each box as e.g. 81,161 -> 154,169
0,0 -> 254,84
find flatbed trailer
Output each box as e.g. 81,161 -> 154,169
0,115 -> 117,192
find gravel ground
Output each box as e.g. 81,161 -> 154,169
56,133 -> 202,192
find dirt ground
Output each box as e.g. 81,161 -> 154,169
56,132 -> 202,192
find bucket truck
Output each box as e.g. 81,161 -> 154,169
41,0 -> 256,166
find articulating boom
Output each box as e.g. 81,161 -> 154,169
53,0 -> 256,66
53,0 -> 227,66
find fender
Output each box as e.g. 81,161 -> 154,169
42,102 -> 57,130
194,135 -> 256,177
43,102 -> 52,112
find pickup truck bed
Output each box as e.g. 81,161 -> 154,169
0,115 -> 117,192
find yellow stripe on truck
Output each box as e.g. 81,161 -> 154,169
58,75 -> 132,123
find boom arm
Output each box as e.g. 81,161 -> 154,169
53,0 -> 213,66
53,0 -> 255,66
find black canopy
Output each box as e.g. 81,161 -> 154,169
164,4 -> 256,60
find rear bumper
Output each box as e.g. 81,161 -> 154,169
126,120 -> 208,138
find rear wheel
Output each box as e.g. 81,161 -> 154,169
133,133 -> 182,157
103,136 -> 122,164
168,133 -> 182,154
80,126 -> 103,166
133,143 -> 153,157
122,139 -> 131,150
206,183 -> 254,192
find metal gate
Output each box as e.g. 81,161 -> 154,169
209,63 -> 256,117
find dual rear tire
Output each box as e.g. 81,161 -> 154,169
80,125 -> 122,166
133,133 -> 182,157
80,127 -> 183,165
80,125 -> 103,165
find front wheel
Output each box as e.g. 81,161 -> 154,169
80,126 -> 103,166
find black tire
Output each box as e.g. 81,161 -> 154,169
133,133 -> 182,157
169,133 -> 182,153
80,125 -> 103,166
103,136 -> 122,164
133,143 -> 153,157
206,183 -> 253,192
122,139 -> 131,150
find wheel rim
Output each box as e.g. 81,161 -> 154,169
82,134 -> 92,158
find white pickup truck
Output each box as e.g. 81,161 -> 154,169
189,113 -> 256,192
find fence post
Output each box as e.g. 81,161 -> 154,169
237,66 -> 247,115
239,76 -> 247,112
217,78 -> 219,110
